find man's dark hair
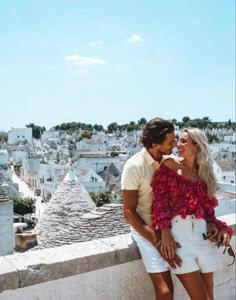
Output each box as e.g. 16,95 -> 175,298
140,117 -> 174,149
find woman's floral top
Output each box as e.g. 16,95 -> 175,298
151,164 -> 232,236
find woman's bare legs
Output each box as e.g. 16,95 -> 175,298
149,271 -> 174,300
176,271 -> 214,300
201,272 -> 214,300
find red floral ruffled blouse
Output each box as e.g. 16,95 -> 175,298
151,164 -> 233,236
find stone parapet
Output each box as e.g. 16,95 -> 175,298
0,200 -> 14,256
0,214 -> 235,300
0,234 -> 140,293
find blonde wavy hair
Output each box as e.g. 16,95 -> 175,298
183,128 -> 217,198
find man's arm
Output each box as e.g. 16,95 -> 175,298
123,189 -> 182,268
123,189 -> 158,245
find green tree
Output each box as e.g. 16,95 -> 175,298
12,197 -> 36,215
202,116 -> 211,122
93,124 -> 104,131
0,135 -> 8,142
25,123 -> 46,139
187,118 -> 208,129
80,131 -> 92,139
138,117 -> 147,125
182,116 -> 190,124
107,122 -> 118,133
89,192 -> 112,207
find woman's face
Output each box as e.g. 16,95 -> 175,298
177,131 -> 197,159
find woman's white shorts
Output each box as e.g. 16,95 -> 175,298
170,215 -> 222,274
131,215 -> 222,274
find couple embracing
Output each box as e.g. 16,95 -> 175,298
121,117 -> 233,300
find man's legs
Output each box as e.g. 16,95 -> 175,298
149,271 -> 173,300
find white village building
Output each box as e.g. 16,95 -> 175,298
8,128 -> 33,145
0,150 -> 8,170
213,160 -> 235,184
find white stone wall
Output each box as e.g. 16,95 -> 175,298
76,140 -> 106,152
218,182 -> 236,193
213,161 -> 235,184
77,156 -> 121,173
0,201 -> 14,256
0,150 -> 8,170
11,150 -> 28,165
0,221 -> 235,300
8,128 -> 32,145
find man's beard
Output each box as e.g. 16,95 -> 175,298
158,148 -> 172,156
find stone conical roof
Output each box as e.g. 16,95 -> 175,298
32,203 -> 130,250
101,163 -> 120,177
34,170 -> 97,247
30,169 -> 130,250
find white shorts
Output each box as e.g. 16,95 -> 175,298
131,228 -> 169,273
171,215 -> 222,274
131,215 -> 222,275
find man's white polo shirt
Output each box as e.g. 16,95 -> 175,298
121,147 -> 161,227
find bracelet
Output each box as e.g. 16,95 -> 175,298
154,240 -> 162,248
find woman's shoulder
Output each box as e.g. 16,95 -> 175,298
161,156 -> 181,173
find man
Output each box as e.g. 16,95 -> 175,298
121,117 -> 180,300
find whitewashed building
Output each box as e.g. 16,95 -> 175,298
39,162 -> 67,200
213,160 -> 235,184
76,139 -> 106,152
75,168 -> 106,192
0,150 -> 8,170
8,144 -> 29,165
76,152 -> 122,173
8,128 -> 32,145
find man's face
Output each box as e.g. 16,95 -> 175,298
155,132 -> 176,156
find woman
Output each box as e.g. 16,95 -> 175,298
151,128 -> 233,300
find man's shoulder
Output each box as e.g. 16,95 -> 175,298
124,150 -> 145,167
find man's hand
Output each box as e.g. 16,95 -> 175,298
156,242 -> 182,269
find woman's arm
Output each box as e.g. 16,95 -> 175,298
151,162 -> 179,259
205,197 -> 233,244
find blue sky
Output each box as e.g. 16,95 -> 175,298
0,0 -> 235,131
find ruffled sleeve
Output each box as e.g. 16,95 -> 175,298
151,166 -> 172,232
205,196 -> 233,236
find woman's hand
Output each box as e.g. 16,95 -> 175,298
160,227 -> 178,259
206,222 -> 219,242
217,229 -> 231,247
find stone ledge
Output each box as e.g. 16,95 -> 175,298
0,257 -> 19,291
0,213 -> 235,294
0,234 -> 140,293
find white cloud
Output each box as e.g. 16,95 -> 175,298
65,54 -> 80,61
128,34 -> 143,43
88,41 -> 103,47
65,54 -> 107,66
